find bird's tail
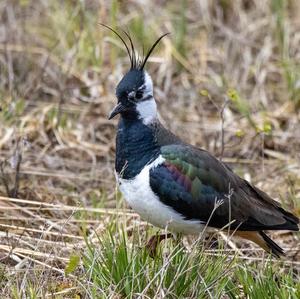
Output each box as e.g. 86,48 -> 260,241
258,231 -> 284,257
234,231 -> 285,257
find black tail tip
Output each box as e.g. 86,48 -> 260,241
259,231 -> 285,258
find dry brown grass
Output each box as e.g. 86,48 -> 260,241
0,0 -> 299,297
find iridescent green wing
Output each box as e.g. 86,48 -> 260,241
149,144 -> 236,227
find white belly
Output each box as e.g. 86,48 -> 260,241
116,156 -> 206,235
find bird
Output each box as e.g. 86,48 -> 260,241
104,25 -> 299,257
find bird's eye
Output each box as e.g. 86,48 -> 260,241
135,90 -> 143,100
127,91 -> 136,101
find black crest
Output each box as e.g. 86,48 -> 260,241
100,23 -> 169,70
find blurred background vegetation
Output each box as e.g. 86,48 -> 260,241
0,0 -> 299,297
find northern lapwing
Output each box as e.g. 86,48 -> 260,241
105,25 -> 299,257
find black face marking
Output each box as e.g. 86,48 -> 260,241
135,90 -> 143,100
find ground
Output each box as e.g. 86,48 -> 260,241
0,0 -> 299,298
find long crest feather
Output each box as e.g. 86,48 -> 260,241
100,23 -> 134,68
121,30 -> 137,69
100,23 -> 169,70
140,32 -> 169,70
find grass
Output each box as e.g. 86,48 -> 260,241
0,0 -> 299,297
82,224 -> 300,298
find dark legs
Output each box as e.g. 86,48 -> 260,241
146,233 -> 173,257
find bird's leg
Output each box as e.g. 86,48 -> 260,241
146,233 -> 173,258
204,233 -> 219,249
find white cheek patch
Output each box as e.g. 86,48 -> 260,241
136,98 -> 157,125
135,71 -> 156,125
143,72 -> 153,96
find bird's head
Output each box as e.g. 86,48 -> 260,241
111,68 -> 155,124
103,25 -> 168,125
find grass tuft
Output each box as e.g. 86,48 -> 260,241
82,224 -> 300,298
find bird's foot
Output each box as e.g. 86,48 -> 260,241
204,235 -> 219,249
146,233 -> 173,258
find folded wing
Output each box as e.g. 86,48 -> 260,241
149,144 -> 299,231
